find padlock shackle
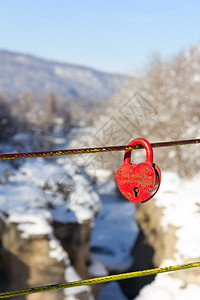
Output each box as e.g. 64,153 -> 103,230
124,138 -> 153,166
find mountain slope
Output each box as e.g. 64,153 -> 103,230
0,50 -> 125,100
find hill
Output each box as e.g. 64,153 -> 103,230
0,50 -> 125,100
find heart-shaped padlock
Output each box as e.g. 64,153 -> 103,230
116,138 -> 161,203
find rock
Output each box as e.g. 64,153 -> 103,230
135,198 -> 178,266
52,220 -> 91,279
0,157 -> 102,299
135,196 -> 200,286
118,197 -> 181,299
0,218 -> 92,300
0,220 -> 64,300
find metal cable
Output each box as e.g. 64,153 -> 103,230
0,261 -> 200,298
0,138 -> 200,160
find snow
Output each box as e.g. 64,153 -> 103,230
135,272 -> 200,300
0,161 -> 11,173
55,66 -> 101,88
87,169 -> 113,183
0,178 -> 53,238
89,257 -> 108,277
68,173 -> 101,223
193,74 -> 200,82
9,212 -> 52,239
12,132 -> 30,142
49,233 -> 70,263
64,265 -> 92,300
155,172 -> 200,259
0,158 -> 101,239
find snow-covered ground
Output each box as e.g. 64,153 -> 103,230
135,273 -> 200,300
0,157 -> 100,299
0,158 -> 101,229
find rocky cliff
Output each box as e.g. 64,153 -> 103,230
134,172 -> 200,299
0,158 -> 101,300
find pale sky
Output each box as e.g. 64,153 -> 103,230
0,0 -> 200,74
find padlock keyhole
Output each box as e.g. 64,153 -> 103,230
133,187 -> 139,198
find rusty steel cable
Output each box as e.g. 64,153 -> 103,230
0,138 -> 199,161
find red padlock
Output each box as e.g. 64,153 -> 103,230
116,138 -> 161,203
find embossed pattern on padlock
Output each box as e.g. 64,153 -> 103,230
116,138 -> 161,203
